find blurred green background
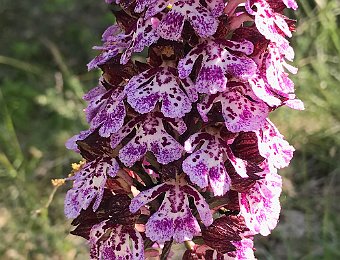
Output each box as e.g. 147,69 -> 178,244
0,0 -> 339,259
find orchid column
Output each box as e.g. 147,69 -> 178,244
64,0 -> 303,259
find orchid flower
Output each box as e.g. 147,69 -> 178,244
64,0 -> 301,258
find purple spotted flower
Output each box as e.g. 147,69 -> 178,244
110,113 -> 185,167
130,180 -> 213,243
70,191 -> 144,259
197,82 -> 269,132
88,17 -> 160,69
256,119 -> 295,169
89,220 -> 144,260
178,39 -> 257,94
249,43 -> 303,108
124,66 -> 197,118
239,165 -> 282,236
225,237 -> 256,260
245,0 -> 295,59
64,0 -> 301,258
182,129 -> 248,196
64,157 -> 119,219
86,85 -> 126,137
135,0 -> 224,40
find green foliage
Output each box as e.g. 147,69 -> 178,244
0,1 -> 110,258
0,0 -> 339,259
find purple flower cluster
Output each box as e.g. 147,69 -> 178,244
64,0 -> 302,258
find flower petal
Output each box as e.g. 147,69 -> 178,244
121,18 -> 160,64
180,184 -> 213,226
129,183 -> 171,213
90,88 -> 126,137
246,0 -> 293,58
125,67 -> 196,118
198,83 -> 269,132
158,10 -> 185,40
64,158 -> 119,218
65,129 -> 93,152
256,119 -> 294,169
145,184 -> 199,243
137,0 -> 222,40
179,40 -> 257,94
131,182 -> 212,243
239,167 -> 282,236
90,223 -> 144,260
225,237 -> 256,260
118,115 -> 184,166
182,132 -> 244,196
